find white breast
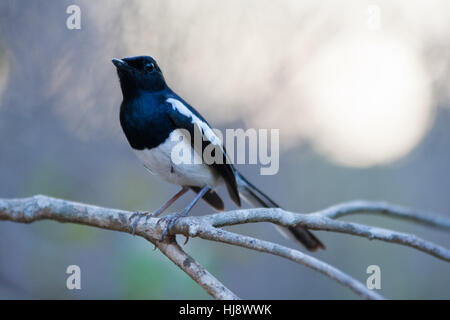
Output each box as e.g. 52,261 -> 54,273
135,129 -> 222,188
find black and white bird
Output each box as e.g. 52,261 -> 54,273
112,55 -> 324,251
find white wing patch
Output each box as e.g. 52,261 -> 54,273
134,130 -> 221,188
166,98 -> 222,146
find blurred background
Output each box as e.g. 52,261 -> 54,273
0,0 -> 449,299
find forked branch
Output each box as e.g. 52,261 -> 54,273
1,195 -> 449,300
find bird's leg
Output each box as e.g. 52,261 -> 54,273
153,186 -> 190,217
129,186 -> 189,235
160,186 -> 211,241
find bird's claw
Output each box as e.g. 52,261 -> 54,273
157,212 -> 186,241
129,211 -> 152,235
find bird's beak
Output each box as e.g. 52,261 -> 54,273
112,58 -> 129,71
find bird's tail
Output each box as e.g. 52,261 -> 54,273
235,172 -> 325,251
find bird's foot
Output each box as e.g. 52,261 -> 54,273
129,211 -> 152,235
157,212 -> 187,241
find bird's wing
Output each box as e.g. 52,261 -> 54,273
165,97 -> 241,206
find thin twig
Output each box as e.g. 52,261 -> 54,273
314,200 -> 450,230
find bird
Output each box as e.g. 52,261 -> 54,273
112,55 -> 325,251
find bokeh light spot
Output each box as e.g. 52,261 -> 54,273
302,34 -> 433,167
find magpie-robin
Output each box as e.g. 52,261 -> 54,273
112,56 -> 324,251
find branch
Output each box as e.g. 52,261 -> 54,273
178,224 -> 382,300
155,241 -> 238,300
193,207 -> 450,261
315,200 -> 450,230
0,195 -> 238,300
1,195 -> 449,299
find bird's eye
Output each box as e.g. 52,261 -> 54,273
144,63 -> 155,72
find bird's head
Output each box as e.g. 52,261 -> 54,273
112,56 -> 166,97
